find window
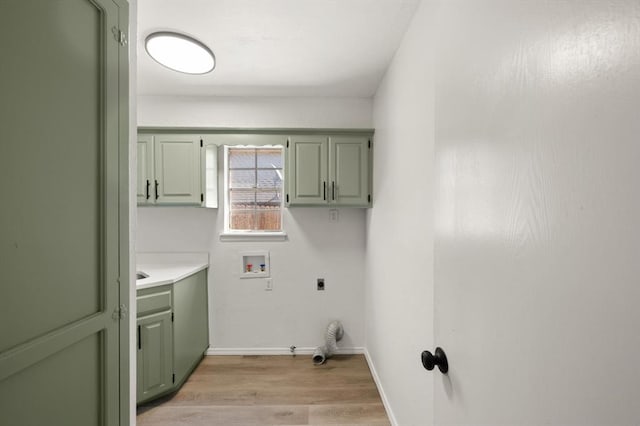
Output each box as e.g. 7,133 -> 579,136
223,145 -> 284,234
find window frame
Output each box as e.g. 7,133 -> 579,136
222,144 -> 286,239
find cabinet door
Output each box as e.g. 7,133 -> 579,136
137,311 -> 173,403
287,135 -> 329,205
155,134 -> 202,205
201,137 -> 218,208
137,135 -> 154,205
330,136 -> 371,206
173,270 -> 209,384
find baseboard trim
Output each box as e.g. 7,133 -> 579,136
206,346 -> 365,356
364,348 -> 398,426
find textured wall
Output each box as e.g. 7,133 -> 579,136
366,1 -> 437,424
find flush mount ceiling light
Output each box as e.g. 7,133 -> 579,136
145,31 -> 215,74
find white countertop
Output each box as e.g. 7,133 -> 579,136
136,252 -> 209,290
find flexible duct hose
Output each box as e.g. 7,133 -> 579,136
312,320 -> 344,365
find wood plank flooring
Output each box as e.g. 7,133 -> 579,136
137,354 -> 390,426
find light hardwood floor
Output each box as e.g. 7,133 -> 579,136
137,354 -> 391,426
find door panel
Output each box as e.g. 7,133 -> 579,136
0,334 -> 102,425
330,136 -> 369,206
155,134 -> 201,204
137,311 -> 173,403
288,136 -> 328,204
137,135 -> 154,204
0,0 -> 103,354
0,0 -> 126,424
434,1 -> 640,424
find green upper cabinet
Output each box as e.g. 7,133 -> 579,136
138,134 -> 203,206
137,134 -> 154,204
287,135 -> 329,205
287,134 -> 372,207
330,136 -> 371,206
155,134 -> 202,204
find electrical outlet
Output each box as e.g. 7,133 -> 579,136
329,209 -> 339,222
265,278 -> 273,291
317,278 -> 325,291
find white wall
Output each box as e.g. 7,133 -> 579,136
366,2 -> 436,425
136,96 -> 372,353
138,95 -> 372,129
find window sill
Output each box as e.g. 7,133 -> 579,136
219,232 -> 288,242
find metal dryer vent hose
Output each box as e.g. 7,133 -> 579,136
312,320 -> 344,365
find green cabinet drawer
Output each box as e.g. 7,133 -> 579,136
137,289 -> 172,317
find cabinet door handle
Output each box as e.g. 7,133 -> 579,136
332,181 -> 336,201
323,181 -> 327,201
154,180 -> 159,200
137,325 -> 141,350
145,180 -> 150,200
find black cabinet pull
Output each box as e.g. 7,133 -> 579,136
137,325 -> 141,350
154,180 -> 159,200
145,180 -> 150,200
421,347 -> 448,373
332,181 -> 336,201
323,181 -> 327,200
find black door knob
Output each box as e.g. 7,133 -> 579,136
421,347 -> 448,373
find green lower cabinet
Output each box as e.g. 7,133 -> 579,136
173,270 -> 210,383
137,311 -> 173,403
136,269 -> 209,404
286,134 -> 372,207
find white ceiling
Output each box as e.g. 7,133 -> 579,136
137,0 -> 420,97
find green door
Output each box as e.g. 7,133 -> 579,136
0,1 -> 128,425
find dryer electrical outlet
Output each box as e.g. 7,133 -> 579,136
317,278 -> 325,291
